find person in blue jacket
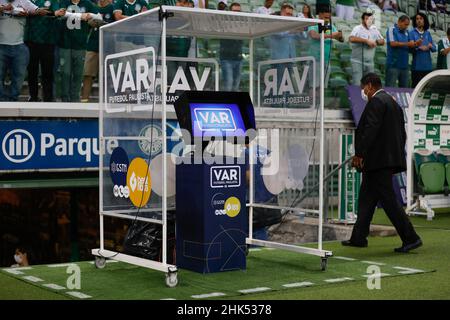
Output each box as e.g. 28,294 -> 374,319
385,15 -> 416,88
409,12 -> 436,87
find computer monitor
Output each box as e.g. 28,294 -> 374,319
174,91 -> 256,144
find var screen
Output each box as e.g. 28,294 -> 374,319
189,103 -> 247,137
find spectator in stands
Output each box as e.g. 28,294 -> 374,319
308,4 -> 344,87
385,15 -> 417,88
336,0 -> 355,21
349,12 -> 385,85
357,0 -> 381,11
220,2 -> 242,91
270,3 -> 296,60
80,0 -> 114,103
434,0 -> 448,13
192,0 -> 207,8
409,12 -> 436,87
11,246 -> 30,267
297,3 -> 313,18
315,0 -> 330,14
166,0 -> 192,87
377,0 -> 398,12
217,0 -> 227,10
25,0 -> 59,102
55,0 -> 99,102
0,0 -> 49,101
161,0 -> 177,6
113,0 -> 149,20
419,0 -> 437,12
437,27 -> 450,69
256,0 -> 273,15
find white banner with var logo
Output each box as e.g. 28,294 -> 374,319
257,57 -> 316,109
104,47 -> 218,113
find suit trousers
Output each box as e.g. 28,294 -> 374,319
350,169 -> 420,245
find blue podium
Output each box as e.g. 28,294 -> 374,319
174,91 -> 255,273
176,159 -> 247,273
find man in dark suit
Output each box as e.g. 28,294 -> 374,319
342,73 -> 422,253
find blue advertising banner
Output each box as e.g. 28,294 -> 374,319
0,119 -> 179,172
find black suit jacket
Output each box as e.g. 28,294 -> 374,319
355,90 -> 407,173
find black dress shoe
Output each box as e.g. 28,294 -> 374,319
394,239 -> 423,253
341,240 -> 368,248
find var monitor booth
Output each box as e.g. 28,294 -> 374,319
93,6 -> 331,287
174,91 -> 256,274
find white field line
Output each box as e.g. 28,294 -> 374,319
42,283 -> 66,290
192,292 -> 227,299
22,276 -> 44,282
66,291 -> 92,299
282,281 -> 314,288
238,287 -> 271,294
393,266 -> 425,274
360,261 -> 386,266
333,256 -> 357,261
324,277 -> 353,283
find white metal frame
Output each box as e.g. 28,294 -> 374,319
246,21 -> 332,260
93,6 -> 332,281
406,70 -> 450,221
92,7 -> 177,280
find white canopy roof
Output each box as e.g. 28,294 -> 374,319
103,6 -> 323,39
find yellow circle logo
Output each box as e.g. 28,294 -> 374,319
224,197 -> 241,218
126,157 -> 151,208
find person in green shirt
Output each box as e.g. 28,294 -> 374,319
25,0 -> 60,102
165,0 -> 191,86
162,0 -> 177,6
113,0 -> 149,20
335,0 -> 355,21
81,0 -> 113,102
307,5 -> 344,88
437,27 -> 450,70
55,0 -> 99,102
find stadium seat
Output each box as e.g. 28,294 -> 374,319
436,149 -> 450,187
336,87 -> 350,108
331,65 -> 344,73
375,55 -> 387,71
329,71 -> 348,89
414,149 -> 446,194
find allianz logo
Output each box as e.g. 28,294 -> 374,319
2,129 -> 35,163
2,129 -> 117,164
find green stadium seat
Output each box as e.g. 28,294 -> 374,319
329,71 -> 348,89
375,55 -> 387,70
331,65 -> 344,73
335,42 -> 350,52
414,149 -> 446,194
436,149 -> 450,188
336,87 -> 350,108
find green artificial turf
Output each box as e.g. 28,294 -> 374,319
1,208 -> 449,300
248,229 -> 450,299
0,244 -> 435,300
372,208 -> 450,230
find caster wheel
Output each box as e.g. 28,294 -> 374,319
165,272 -> 178,288
320,258 -> 328,271
95,256 -> 106,269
